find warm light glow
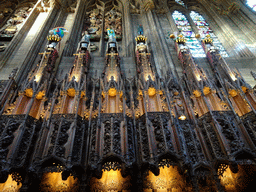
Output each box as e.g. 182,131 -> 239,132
218,165 -> 256,191
40,172 -> 78,192
145,166 -> 190,191
219,166 -> 237,191
90,169 -> 131,191
72,75 -> 79,82
0,174 -> 22,192
108,75 -> 117,81
179,115 -> 186,120
34,74 -> 41,82
230,73 -> 237,81
196,74 -> 202,81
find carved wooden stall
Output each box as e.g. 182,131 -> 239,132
88,26 -> 135,191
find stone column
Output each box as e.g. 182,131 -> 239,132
141,10 -> 170,77
236,0 -> 256,24
123,0 -> 134,57
227,12 -> 256,43
166,10 -> 179,36
152,11 -> 177,78
185,12 -> 200,35
165,9 -> 184,77
199,0 -> 254,58
0,0 -> 41,70
15,6 -> 60,84
62,0 -> 87,57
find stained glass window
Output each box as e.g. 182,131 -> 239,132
175,0 -> 185,7
247,0 -> 256,11
172,11 -> 206,57
190,11 -> 229,57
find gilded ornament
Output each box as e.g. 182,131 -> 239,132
241,86 -> 247,93
102,91 -> 106,98
36,91 -> 45,100
135,111 -> 141,118
193,90 -> 201,97
158,90 -> 163,95
203,86 -> 211,95
25,88 -> 33,98
169,34 -> 175,39
81,91 -> 86,98
203,35 -> 213,44
176,35 -> 186,43
67,88 -> 76,97
135,35 -> 147,42
108,88 -> 117,96
174,91 -> 179,96
119,91 -> 123,98
195,34 -> 200,38
139,90 -> 143,96
229,89 -> 238,97
148,87 -> 156,96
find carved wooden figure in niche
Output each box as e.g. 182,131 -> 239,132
0,4 -> 35,41
104,7 -> 122,40
85,7 -> 103,41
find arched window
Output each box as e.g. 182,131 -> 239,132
175,0 -> 185,7
247,0 -> 256,11
190,11 -> 229,57
172,11 -> 206,57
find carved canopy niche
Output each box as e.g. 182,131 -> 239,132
84,0 -> 122,41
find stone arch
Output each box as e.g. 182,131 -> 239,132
168,4 -> 187,15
